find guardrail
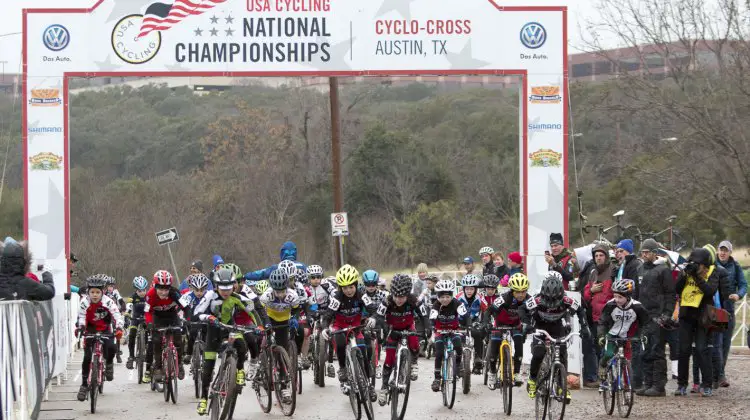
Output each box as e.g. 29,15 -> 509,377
0,301 -> 59,420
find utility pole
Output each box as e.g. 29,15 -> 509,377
329,77 -> 344,269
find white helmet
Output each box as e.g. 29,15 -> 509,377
278,260 -> 297,277
479,246 -> 494,255
435,279 -> 455,294
307,265 -> 324,277
461,273 -> 482,287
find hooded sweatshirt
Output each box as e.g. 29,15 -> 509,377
583,245 -> 614,322
0,240 -> 55,301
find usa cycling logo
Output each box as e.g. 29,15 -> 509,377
520,22 -> 546,49
43,24 -> 70,51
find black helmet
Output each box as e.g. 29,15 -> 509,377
87,275 -> 106,289
540,271 -> 565,308
483,274 -> 500,289
391,275 -> 412,297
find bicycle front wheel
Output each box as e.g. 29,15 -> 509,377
501,344 -> 513,415
90,356 -> 100,414
193,341 -> 204,399
442,351 -> 457,409
287,341 -> 301,395
316,333 -> 327,388
254,351 -> 272,413
616,359 -> 634,418
351,348 -> 374,420
462,348 -> 472,395
220,354 -> 237,420
137,329 -> 146,384
392,349 -> 411,420
602,362 -> 615,415
547,362 -> 567,420
272,345 -> 296,416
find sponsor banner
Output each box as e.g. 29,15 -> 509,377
529,148 -> 562,167
29,88 -> 62,107
29,152 -> 63,171
529,85 -> 562,104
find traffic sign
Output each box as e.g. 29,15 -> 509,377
155,227 -> 179,246
331,212 -> 349,236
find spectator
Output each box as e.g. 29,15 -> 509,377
675,248 -> 729,397
462,256 -> 475,275
179,260 -> 212,293
545,232 -> 579,290
581,244 -> 614,388
615,239 -> 642,293
413,263 -> 428,295
491,252 -> 509,280
507,251 -> 524,276
479,246 -> 495,275
715,240 -> 747,387
0,237 -> 55,301
635,239 -> 675,397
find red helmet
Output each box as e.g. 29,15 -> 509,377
153,270 -> 173,286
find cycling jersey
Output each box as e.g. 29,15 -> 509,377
195,290 -> 268,325
419,288 -> 438,307
375,294 -> 428,330
235,285 -> 259,325
259,288 -> 302,323
429,298 -> 468,331
364,289 -> 388,313
308,282 -> 335,310
484,290 -> 527,327
144,287 -> 184,324
178,291 -> 204,321
597,298 -> 650,338
456,291 -> 487,322
128,292 -> 148,320
326,290 -> 375,329
106,288 -> 126,311
78,295 -> 123,332
520,294 -> 588,330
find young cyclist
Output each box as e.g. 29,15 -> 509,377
179,273 -> 210,365
456,273 -> 488,374
430,278 -> 470,392
307,265 -> 337,377
377,276 -> 388,293
292,266 -> 314,369
420,274 -> 439,306
482,274 -> 501,306
374,274 -> 429,405
482,273 -> 530,389
76,275 -> 123,401
597,279 -> 651,392
104,275 -> 126,363
321,264 -> 377,395
194,268 -> 270,415
125,276 -> 149,371
520,271 -> 591,400
145,270 -> 187,383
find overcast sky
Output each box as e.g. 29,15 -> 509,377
0,0 -> 611,76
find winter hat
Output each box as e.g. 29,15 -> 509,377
702,244 -> 716,265
616,239 -> 634,255
718,240 -> 733,253
640,239 -> 659,253
592,244 -> 609,259
508,251 -> 523,265
688,248 -> 712,267
191,260 -> 204,272
549,233 -> 564,246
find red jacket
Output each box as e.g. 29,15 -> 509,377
144,287 -> 183,323
584,279 -> 613,322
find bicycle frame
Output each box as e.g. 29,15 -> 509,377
490,327 -> 516,384
435,330 -> 463,381
391,330 -> 419,392
84,333 -> 109,386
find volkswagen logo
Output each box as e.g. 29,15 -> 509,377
520,22 -> 546,49
43,24 -> 70,51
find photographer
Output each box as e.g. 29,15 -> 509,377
0,237 -> 55,301
674,248 -> 729,397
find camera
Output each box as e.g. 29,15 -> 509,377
684,262 -> 699,276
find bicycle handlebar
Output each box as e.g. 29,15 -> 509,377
331,325 -> 364,334
534,329 -> 579,344
434,329 -> 466,335
218,322 -> 261,334
155,326 -> 184,333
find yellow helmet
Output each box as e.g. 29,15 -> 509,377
336,264 -> 360,287
508,273 -> 529,292
255,280 -> 270,295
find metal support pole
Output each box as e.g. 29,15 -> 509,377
329,77 -> 343,269
166,244 -> 180,281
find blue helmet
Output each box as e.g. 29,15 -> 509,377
132,276 -> 149,291
362,270 -> 379,286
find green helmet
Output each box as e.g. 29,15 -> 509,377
220,263 -> 243,281
255,280 -> 270,295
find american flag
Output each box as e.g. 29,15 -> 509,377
138,0 -> 227,38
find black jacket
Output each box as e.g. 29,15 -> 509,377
619,254 -> 642,296
637,259 -> 675,319
675,266 -> 730,320
0,242 -> 55,301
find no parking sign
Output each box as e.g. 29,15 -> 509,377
331,212 -> 349,236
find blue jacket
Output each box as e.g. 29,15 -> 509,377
457,292 -> 484,322
716,257 -> 747,309
244,241 -> 307,281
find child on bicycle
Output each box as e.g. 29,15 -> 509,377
520,271 -> 591,401
482,274 -> 501,306
482,273 -> 530,389
362,270 -> 389,367
194,268 -> 270,415
320,264 -> 378,395
430,278 -> 470,392
456,273 -> 488,374
103,275 -> 126,363
420,274 -> 439,306
597,279 -> 651,392
76,275 -> 123,401
179,273 -> 211,365
125,276 -> 149,372
373,274 -> 429,406
145,270 -> 187,384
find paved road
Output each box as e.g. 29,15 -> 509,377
40,352 -> 750,420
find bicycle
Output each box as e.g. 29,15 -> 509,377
600,337 -> 640,418
132,318 -> 148,384
156,326 -> 183,404
332,325 -> 374,420
83,332 -> 112,414
365,328 -> 380,398
378,330 -> 420,420
287,319 -> 303,395
462,331 -> 473,395
435,329 -> 463,409
486,326 -> 518,415
533,329 -> 579,420
207,323 -> 259,420
310,318 -> 328,387
187,321 -> 207,399
252,324 -> 296,416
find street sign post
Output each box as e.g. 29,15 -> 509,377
331,212 -> 348,268
155,227 -> 180,281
